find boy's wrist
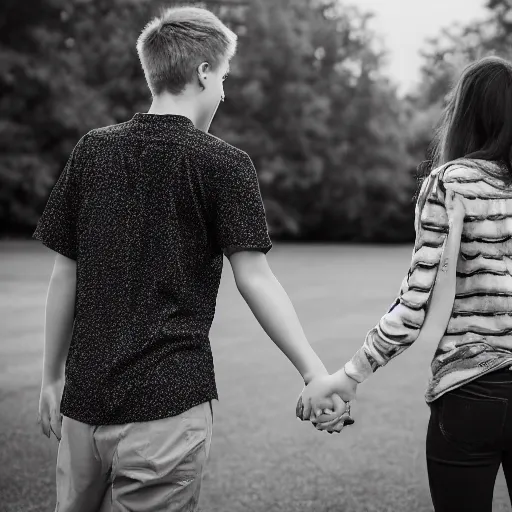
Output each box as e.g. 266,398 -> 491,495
42,365 -> 65,386
303,365 -> 328,385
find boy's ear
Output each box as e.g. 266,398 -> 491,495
197,62 -> 209,75
196,62 -> 210,85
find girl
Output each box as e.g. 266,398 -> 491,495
299,55 -> 512,512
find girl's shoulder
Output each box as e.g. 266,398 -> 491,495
417,159 -> 512,206
431,159 -> 477,181
439,158 -> 509,182
437,159 -> 512,198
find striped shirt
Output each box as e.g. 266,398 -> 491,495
345,158 -> 512,402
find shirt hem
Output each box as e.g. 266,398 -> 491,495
32,232 -> 77,261
61,391 -> 219,426
223,243 -> 272,257
425,357 -> 512,403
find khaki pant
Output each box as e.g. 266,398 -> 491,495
55,401 -> 213,512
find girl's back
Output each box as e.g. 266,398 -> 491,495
426,158 -> 512,400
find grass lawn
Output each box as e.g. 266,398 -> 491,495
1,241 -> 511,512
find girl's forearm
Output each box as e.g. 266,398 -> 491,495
42,273 -> 76,384
237,272 -> 327,383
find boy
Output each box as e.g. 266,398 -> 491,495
34,6 -> 346,512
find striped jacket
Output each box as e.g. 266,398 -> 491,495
344,158 -> 512,402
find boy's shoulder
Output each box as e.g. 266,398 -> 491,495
84,120 -> 132,140
76,121 -> 253,170
73,122 -> 131,155
190,129 -> 251,166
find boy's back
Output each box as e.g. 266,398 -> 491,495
34,112 -> 272,425
34,8 -> 341,511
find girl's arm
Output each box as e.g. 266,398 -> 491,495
344,170 -> 455,383
300,169 -> 459,420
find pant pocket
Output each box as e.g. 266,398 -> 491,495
439,390 -> 507,452
181,404 -> 209,450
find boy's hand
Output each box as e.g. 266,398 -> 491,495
296,375 -> 338,421
300,372 -> 357,420
38,378 -> 64,441
296,391 -> 354,433
296,370 -> 358,430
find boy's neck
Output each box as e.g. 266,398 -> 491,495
147,93 -> 199,128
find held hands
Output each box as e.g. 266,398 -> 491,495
296,369 -> 358,434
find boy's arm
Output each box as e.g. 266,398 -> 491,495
42,255 -> 77,384
211,149 -> 340,414
33,137 -> 84,438
229,250 -> 327,384
37,253 -> 77,440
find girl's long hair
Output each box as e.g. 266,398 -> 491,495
417,55 -> 512,190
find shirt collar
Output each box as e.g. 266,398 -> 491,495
132,113 -> 195,129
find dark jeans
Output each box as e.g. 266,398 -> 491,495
426,367 -> 512,512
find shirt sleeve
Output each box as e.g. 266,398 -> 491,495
344,170 -> 450,383
211,150 -> 273,257
32,137 -> 85,260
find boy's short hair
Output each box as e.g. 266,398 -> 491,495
136,6 -> 237,96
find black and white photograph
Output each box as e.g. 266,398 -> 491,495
3,0 -> 512,511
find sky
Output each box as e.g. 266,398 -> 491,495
352,0 -> 489,95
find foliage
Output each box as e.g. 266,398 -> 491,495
405,0 -> 512,180
9,0 -> 510,242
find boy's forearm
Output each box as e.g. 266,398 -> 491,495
237,272 -> 327,383
42,273 -> 76,383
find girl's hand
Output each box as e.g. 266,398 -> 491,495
297,373 -> 346,420
297,369 -> 357,420
314,400 -> 355,433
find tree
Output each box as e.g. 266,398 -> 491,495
0,0 -> 114,233
211,0 -> 416,241
1,0 -> 418,242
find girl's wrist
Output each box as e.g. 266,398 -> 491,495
342,361 -> 365,384
342,365 -> 361,384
